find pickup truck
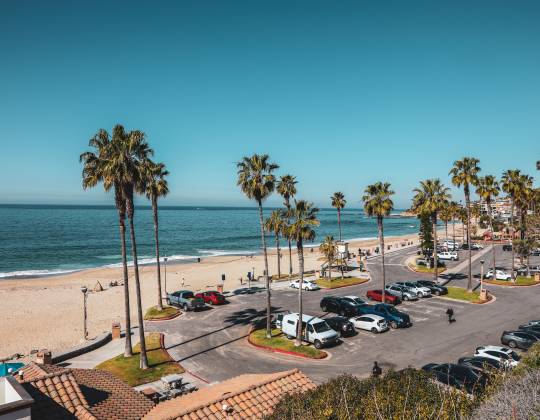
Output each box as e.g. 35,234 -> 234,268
167,290 -> 205,311
356,303 -> 412,329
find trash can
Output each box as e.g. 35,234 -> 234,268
112,322 -> 121,340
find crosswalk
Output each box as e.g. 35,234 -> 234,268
399,298 -> 468,324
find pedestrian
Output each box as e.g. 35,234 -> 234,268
446,307 -> 454,323
181,277 -> 185,287
372,361 -> 382,378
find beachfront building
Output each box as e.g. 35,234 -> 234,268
477,197 -> 513,220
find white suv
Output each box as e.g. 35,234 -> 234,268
438,251 -> 458,261
485,269 -> 512,281
474,345 -> 520,368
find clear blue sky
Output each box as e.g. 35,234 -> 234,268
1,0 -> 539,209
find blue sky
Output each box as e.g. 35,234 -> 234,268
1,1 -> 539,209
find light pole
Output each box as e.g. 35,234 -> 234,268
81,286 -> 88,340
164,257 -> 168,296
480,259 -> 485,292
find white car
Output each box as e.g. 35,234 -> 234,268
341,295 -> 367,306
349,314 -> 389,333
442,241 -> 460,251
474,345 -> 520,368
289,279 -> 320,291
438,251 -> 458,261
394,282 -> 431,297
485,269 -> 512,281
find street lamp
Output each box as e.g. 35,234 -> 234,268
164,257 -> 168,295
81,286 -> 88,340
480,260 -> 485,292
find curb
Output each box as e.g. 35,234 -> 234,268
144,310 -> 183,322
435,294 -> 496,305
52,332 -> 112,364
480,280 -> 540,288
246,326 -> 328,360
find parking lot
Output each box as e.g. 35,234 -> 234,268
146,245 -> 540,384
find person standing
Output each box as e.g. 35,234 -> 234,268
446,307 -> 454,323
372,361 -> 382,378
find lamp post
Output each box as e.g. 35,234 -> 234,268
164,257 -> 168,295
81,286 -> 88,340
480,259 -> 485,292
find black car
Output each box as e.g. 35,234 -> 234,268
320,296 -> 361,317
457,356 -> 503,372
501,330 -> 538,349
517,265 -> 540,275
502,244 -> 512,251
518,324 -> 540,334
324,316 -> 356,337
415,280 -> 448,296
422,363 -> 487,394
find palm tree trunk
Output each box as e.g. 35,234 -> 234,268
329,258 -> 332,281
338,209 -> 342,241
378,217 -> 386,303
152,198 -> 163,311
258,201 -> 272,339
465,192 -> 472,291
488,201 -> 496,275
432,214 -> 438,281
126,197 -> 148,370
295,239 -> 304,346
452,218 -> 456,245
118,216 -> 133,357
288,239 -> 293,276
275,234 -> 281,279
445,221 -> 448,242
510,200 -> 515,280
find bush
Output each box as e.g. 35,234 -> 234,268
267,370 -> 475,420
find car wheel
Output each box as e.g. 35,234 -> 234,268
403,295 -> 409,301
210,300 -> 214,305
321,305 -> 328,312
286,334 -> 294,340
371,327 -> 378,333
390,321 -> 398,329
368,296 -> 373,301
508,340 -> 517,348
183,303 -> 189,312
435,290 -> 441,296
340,309 -> 347,317
314,340 -> 322,349
417,292 -> 422,298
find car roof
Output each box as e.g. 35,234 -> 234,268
283,313 -> 326,323
477,345 -> 511,353
174,290 -> 193,293
355,314 -> 385,321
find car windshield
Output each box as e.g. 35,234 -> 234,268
510,351 -> 520,361
350,297 -> 364,304
386,306 -> 399,315
183,292 -> 194,299
312,321 -> 331,333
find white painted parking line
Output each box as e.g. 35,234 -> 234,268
411,317 -> 430,323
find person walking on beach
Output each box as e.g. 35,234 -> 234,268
372,361 -> 382,378
446,307 -> 455,323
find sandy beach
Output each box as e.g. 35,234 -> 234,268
0,226 -> 467,360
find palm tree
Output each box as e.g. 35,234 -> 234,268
476,175 -> 499,275
515,174 -> 534,241
439,203 -> 453,243
450,157 -> 481,291
331,192 -> 347,242
319,236 -> 337,280
448,201 -> 460,245
264,210 -> 286,279
80,128 -> 133,357
411,179 -> 451,281
277,175 -> 297,277
237,154 -> 279,338
144,161 -> 169,311
288,200 -> 319,346
502,169 -> 523,279
362,182 -> 394,302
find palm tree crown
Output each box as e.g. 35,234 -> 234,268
411,179 -> 451,216
144,161 -> 169,202
476,175 -> 499,205
449,157 -> 481,195
289,200 -> 320,243
237,154 -> 279,204
277,175 -> 297,208
362,182 -> 394,219
331,192 -> 346,211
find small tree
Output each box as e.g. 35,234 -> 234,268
418,212 -> 434,258
319,236 -> 337,280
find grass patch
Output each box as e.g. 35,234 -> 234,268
484,276 -> 539,286
409,264 -> 447,274
144,305 -> 180,320
445,286 -> 484,303
315,277 -> 369,289
96,333 -> 184,386
249,328 -> 326,359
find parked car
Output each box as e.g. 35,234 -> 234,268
501,330 -> 538,349
520,320 -> 540,328
462,243 -> 483,250
349,314 -> 389,333
531,248 -> 540,256
502,244 -> 512,251
518,324 -> 540,334
457,356 -> 503,372
290,279 -> 320,291
422,363 -> 487,394
438,251 -> 458,261
324,316 -> 356,337
340,295 -> 367,306
474,345 -> 520,368
485,269 -> 512,281
517,265 -> 540,276
415,280 -> 448,296
385,284 -> 418,301
195,290 -> 225,305
279,313 -> 338,349
320,296 -> 362,317
394,281 -> 432,297
167,290 -> 205,311
443,240 -> 460,250
356,303 -> 412,329
366,289 -> 401,305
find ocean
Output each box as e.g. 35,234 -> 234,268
0,205 -> 420,278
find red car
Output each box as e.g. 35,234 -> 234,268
195,291 -> 226,305
366,289 -> 401,305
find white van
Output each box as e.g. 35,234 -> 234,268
278,312 -> 339,349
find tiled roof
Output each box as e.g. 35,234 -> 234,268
16,363 -> 154,419
143,369 -> 315,420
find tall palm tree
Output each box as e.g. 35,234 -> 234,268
502,169 -> 522,279
476,175 -> 499,275
331,192 -> 347,242
237,154 -> 279,338
264,210 -> 286,279
450,157 -> 481,291
277,175 -> 297,276
319,236 -> 337,280
411,179 -> 451,281
80,128 -> 133,357
448,201 -> 460,245
362,182 -> 394,302
515,174 -> 534,241
144,161 -> 169,311
439,203 -> 453,242
288,200 -> 319,346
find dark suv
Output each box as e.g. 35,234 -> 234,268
501,330 -> 538,349
415,280 -> 448,296
320,296 -> 361,317
502,244 -> 512,251
422,363 -> 487,394
324,316 -> 355,337
356,303 -> 411,329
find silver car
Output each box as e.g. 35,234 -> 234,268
395,281 -> 432,297
385,284 -> 418,301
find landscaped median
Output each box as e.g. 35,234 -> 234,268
482,276 -> 540,287
406,255 -> 446,274
144,305 -> 181,321
248,328 -> 327,359
315,276 -> 369,289
441,286 -> 493,304
96,333 -> 184,386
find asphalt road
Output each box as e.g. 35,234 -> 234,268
146,245 -> 540,384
